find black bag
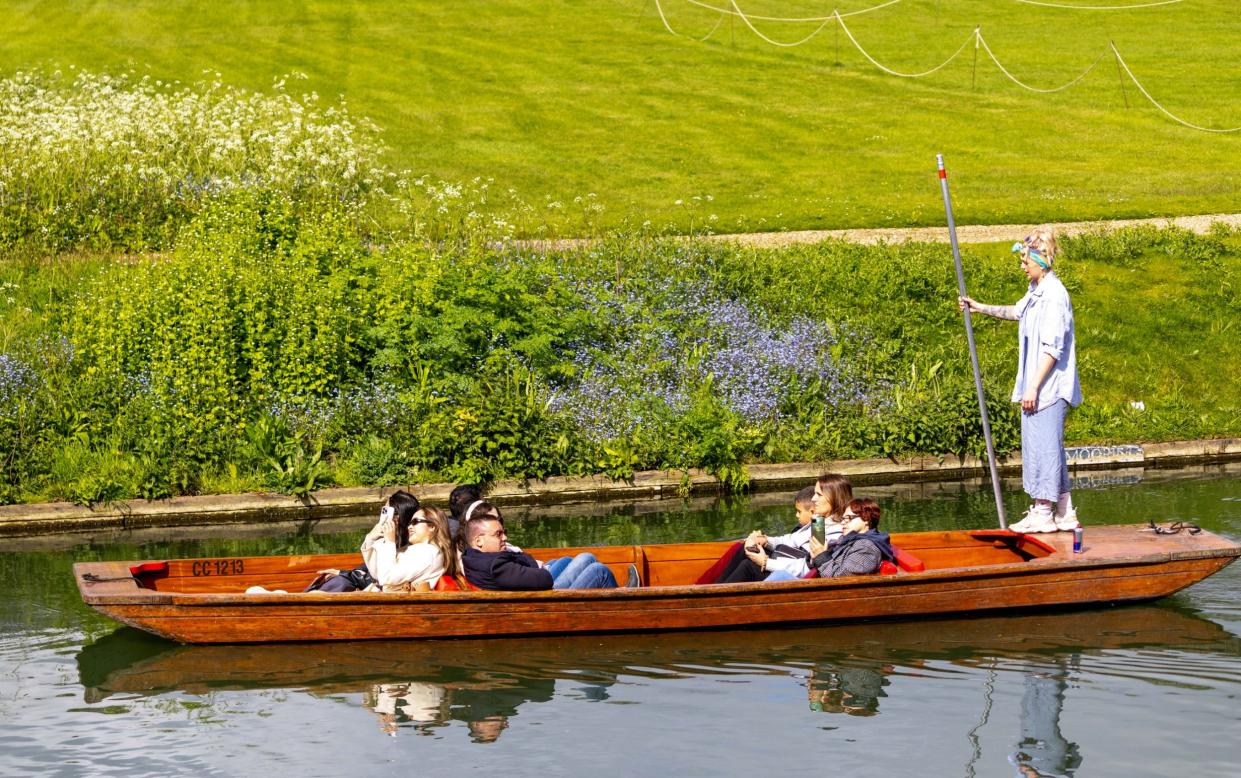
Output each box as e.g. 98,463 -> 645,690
339,566 -> 376,589
305,565 -> 375,592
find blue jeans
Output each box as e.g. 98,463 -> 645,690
764,570 -> 797,582
548,553 -> 618,589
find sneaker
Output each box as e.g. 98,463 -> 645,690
1054,508 -> 1080,532
1009,504 -> 1058,534
625,563 -> 641,588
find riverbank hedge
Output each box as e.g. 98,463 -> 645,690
0,192 -> 1238,505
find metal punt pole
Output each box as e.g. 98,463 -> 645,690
936,154 -> 1008,529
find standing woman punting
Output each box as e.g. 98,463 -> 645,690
959,227 -> 1082,533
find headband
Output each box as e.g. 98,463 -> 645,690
463,500 -> 485,521
1012,240 -> 1051,270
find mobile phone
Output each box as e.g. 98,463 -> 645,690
379,506 -> 395,523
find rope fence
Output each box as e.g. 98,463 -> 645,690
727,0 -> 834,47
654,0 -> 727,40
834,12 -> 972,78
1109,42 -> 1241,132
649,0 -> 1239,133
977,33 -> 1107,93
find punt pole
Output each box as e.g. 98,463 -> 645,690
936,154 -> 1007,529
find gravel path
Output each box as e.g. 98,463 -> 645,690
715,212 -> 1241,248
526,213 -> 1241,251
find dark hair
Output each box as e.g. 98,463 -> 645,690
846,498 -> 881,531
449,484 -> 484,520
470,500 -> 502,522
386,490 -> 421,550
794,485 -> 815,508
816,473 -> 854,522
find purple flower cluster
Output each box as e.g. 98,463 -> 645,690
548,269 -> 887,442
267,381 -> 407,440
267,395 -> 335,437
0,354 -> 38,408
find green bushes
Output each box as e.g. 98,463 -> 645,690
1,196 -> 1238,504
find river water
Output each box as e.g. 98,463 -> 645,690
2,465 -> 1239,777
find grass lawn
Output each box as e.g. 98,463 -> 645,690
4,0 -> 1240,235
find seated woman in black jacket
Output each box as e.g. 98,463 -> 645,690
807,498 -> 896,578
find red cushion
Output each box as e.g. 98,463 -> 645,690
435,576 -> 480,592
878,560 -> 899,575
696,542 -> 744,584
893,547 -> 925,572
800,567 -> 820,579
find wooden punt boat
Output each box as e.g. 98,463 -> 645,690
73,524 -> 1240,644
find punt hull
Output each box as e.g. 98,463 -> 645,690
74,524 -> 1239,644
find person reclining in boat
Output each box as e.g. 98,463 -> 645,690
447,483 -> 484,541
801,498 -> 896,579
714,474 -> 853,584
307,492 -> 457,592
461,503 -> 636,590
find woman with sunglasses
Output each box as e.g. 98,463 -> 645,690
803,498 -> 895,579
310,490 -> 453,592
365,505 -> 459,592
959,227 -> 1082,534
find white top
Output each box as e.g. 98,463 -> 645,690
763,521 -> 843,576
1013,272 -> 1082,408
363,538 -> 446,591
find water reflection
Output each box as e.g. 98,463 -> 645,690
807,664 -> 888,716
78,602 -> 1239,762
1009,661 -> 1082,778
5,466 -> 1235,773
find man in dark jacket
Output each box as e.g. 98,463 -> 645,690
461,516 -> 554,591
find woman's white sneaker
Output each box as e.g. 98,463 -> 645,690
1054,509 -> 1080,531
1010,504 -> 1058,533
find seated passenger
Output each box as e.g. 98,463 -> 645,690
716,473 -> 853,584
805,498 -> 896,579
545,551 -> 636,589
447,483 -> 484,541
364,506 -> 460,592
308,490 -> 423,592
460,503 -> 634,590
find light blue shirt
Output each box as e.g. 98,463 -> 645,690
1013,272 -> 1082,408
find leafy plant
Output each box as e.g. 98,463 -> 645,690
343,434 -> 412,486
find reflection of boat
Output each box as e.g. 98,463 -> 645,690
73,525 -> 1240,643
79,602 -> 1239,704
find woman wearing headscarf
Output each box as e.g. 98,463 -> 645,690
960,227 -> 1082,533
